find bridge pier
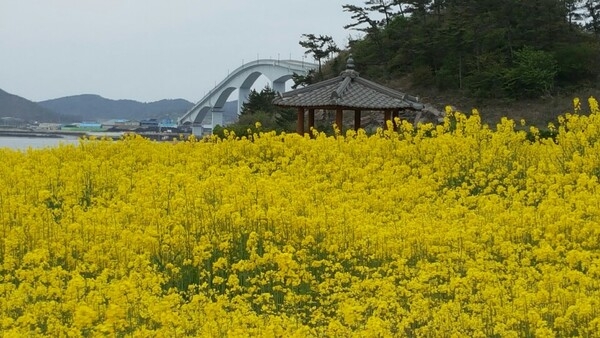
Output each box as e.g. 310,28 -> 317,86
191,124 -> 204,136
238,87 -> 250,115
211,109 -> 224,128
273,80 -> 286,95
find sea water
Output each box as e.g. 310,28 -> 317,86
0,136 -> 80,150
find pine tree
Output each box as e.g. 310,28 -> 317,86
299,34 -> 340,80
583,0 -> 600,36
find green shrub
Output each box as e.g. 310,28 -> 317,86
503,47 -> 557,98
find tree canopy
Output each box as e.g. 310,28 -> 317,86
340,0 -> 600,98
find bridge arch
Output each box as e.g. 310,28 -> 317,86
178,59 -> 317,135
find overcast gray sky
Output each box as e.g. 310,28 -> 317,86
0,0 -> 365,103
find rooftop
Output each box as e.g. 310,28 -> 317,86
273,55 -> 425,111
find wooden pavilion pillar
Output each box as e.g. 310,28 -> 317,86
308,108 -> 315,132
383,110 -> 392,130
336,108 -> 343,132
354,109 -> 361,131
297,107 -> 305,135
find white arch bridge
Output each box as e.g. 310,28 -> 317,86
178,59 -> 317,135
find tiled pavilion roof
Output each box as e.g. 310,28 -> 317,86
273,56 -> 425,111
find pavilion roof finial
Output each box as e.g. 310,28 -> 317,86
346,54 -> 355,70
340,54 -> 359,78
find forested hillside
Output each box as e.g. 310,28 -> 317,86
340,0 -> 600,99
38,95 -> 194,121
0,88 -> 77,123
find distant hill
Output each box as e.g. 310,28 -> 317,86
1,89 -> 241,125
38,94 -> 195,121
0,88 -> 77,123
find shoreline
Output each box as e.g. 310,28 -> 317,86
0,129 -> 86,138
0,128 -> 191,141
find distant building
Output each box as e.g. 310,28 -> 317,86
36,123 -> 62,130
102,119 -> 140,130
157,118 -> 178,132
116,120 -> 139,127
159,118 -> 178,129
140,119 -> 159,128
61,122 -> 105,132
0,117 -> 27,128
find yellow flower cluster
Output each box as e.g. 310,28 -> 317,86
1,98 -> 600,337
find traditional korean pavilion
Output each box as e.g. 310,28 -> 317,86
273,55 -> 442,135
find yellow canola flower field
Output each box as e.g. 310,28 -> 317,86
2,98 -> 600,337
